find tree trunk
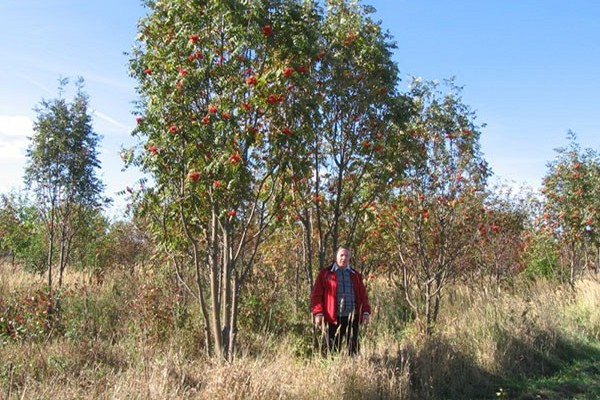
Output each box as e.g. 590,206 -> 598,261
58,224 -> 74,289
569,240 -> 576,289
46,205 -> 56,296
209,209 -> 223,358
193,258 -> 211,357
312,147 -> 326,270
425,280 -> 432,336
221,226 -> 233,361
302,218 -> 314,293
228,276 -> 239,363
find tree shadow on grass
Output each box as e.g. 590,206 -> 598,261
363,330 -> 600,400
337,335 -> 504,400
406,336 -> 502,400
498,334 -> 600,400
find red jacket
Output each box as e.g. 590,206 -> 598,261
310,264 -> 371,324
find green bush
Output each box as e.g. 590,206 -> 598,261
522,232 -> 561,280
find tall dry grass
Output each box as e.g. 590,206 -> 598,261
1,342 -> 409,399
2,262 -> 600,399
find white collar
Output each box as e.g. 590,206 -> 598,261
332,263 -> 353,273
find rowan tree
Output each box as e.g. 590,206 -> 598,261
521,191 -> 561,280
467,186 -> 528,289
378,77 -> 490,335
128,0 -> 324,360
284,0 -> 411,288
541,131 -> 600,286
24,77 -> 105,294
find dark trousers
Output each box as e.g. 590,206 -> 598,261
328,314 -> 360,355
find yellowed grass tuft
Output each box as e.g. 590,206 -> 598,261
0,261 -> 92,294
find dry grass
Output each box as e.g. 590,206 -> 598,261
434,278 -> 600,391
3,262 -> 600,399
1,339 -> 410,399
0,261 -> 92,297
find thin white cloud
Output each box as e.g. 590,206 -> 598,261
87,72 -> 135,92
0,115 -> 32,158
0,115 -> 31,191
94,111 -> 132,131
15,73 -> 56,96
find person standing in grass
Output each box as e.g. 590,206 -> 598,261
310,246 -> 371,355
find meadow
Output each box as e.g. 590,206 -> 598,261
2,262 -> 600,399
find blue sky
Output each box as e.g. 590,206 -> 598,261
1,1 -> 599,216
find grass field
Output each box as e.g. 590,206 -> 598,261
2,263 -> 600,399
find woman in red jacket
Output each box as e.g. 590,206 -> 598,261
310,246 -> 371,354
